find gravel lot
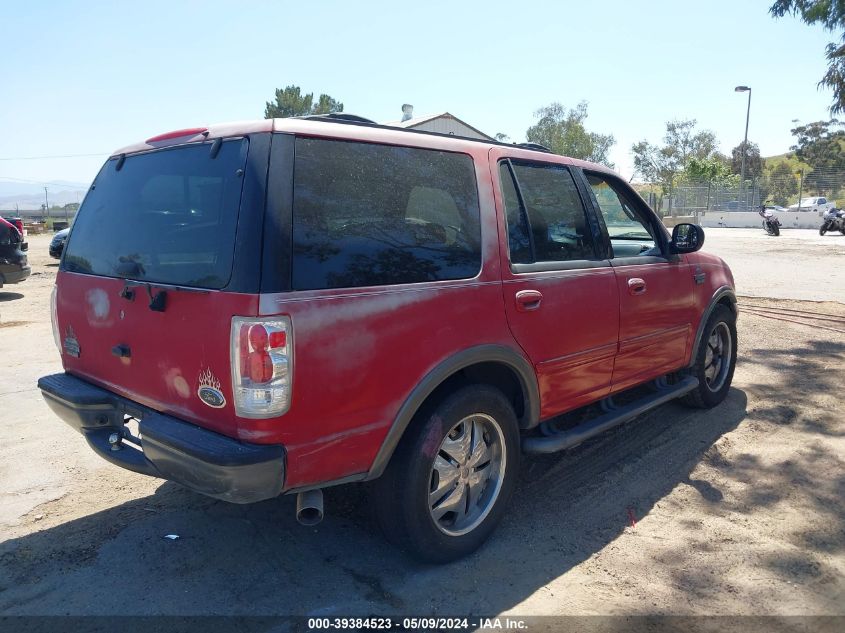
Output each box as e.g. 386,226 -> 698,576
701,228 -> 845,303
0,231 -> 843,617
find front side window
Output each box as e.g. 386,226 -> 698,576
586,173 -> 659,258
499,160 -> 597,264
292,139 -> 481,290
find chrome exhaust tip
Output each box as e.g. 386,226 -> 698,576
295,489 -> 324,526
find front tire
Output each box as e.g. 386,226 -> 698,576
771,223 -> 780,236
371,385 -> 520,563
682,304 -> 738,409
820,223 -> 828,236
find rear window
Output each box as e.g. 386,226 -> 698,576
63,139 -> 248,289
291,138 -> 481,290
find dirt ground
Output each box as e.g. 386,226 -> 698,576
0,231 -> 843,617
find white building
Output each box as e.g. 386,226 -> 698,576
384,104 -> 493,141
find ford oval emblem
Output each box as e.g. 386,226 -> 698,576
198,386 -> 226,409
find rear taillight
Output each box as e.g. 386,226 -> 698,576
50,285 -> 60,353
230,317 -> 292,418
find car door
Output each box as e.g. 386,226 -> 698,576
492,150 -> 619,419
580,170 -> 696,393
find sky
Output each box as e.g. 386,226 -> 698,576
0,0 -> 839,191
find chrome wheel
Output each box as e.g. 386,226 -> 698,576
704,322 -> 732,392
428,413 -> 506,536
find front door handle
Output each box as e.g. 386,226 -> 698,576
515,290 -> 543,312
627,278 -> 647,295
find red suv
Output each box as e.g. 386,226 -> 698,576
39,116 -> 737,562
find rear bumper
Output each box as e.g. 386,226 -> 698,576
38,373 -> 285,504
0,264 -> 30,285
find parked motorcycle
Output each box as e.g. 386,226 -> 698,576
819,208 -> 845,235
759,205 -> 781,236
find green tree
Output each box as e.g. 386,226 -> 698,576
631,119 -> 719,196
665,119 -> 718,165
685,155 -> 736,209
790,119 -> 845,193
770,1 -> 845,114
730,141 -> 764,178
264,85 -> 344,118
525,102 -> 615,166
686,156 -> 730,183
762,162 -> 799,206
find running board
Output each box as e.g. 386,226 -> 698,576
522,376 -> 699,454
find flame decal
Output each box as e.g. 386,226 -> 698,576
198,367 -> 221,391
197,368 -> 226,408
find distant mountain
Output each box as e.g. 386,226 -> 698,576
0,181 -> 89,211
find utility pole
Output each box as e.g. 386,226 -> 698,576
44,187 -> 50,222
734,86 -> 751,209
796,170 -> 804,211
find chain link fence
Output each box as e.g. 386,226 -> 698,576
650,167 -> 845,216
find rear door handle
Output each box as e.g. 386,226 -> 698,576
627,278 -> 647,295
515,290 -> 543,312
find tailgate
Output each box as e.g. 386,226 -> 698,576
55,135 -> 265,439
56,272 -> 257,437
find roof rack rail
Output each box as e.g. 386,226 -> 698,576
287,116 -> 574,158
516,142 -> 553,153
300,113 -> 378,124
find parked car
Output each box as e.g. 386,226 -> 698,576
49,228 -> 70,259
38,117 -> 738,562
764,205 -> 788,213
0,216 -> 30,288
2,216 -> 24,235
788,197 -> 835,213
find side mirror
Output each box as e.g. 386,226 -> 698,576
671,223 -> 705,254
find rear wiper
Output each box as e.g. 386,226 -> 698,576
146,284 -> 167,312
118,280 -> 209,314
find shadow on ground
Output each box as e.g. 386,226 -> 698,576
2,332 -> 842,616
643,335 -> 845,610
0,292 -> 24,303
0,389 -> 750,615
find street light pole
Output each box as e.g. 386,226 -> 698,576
735,86 -> 751,209
796,170 -> 804,212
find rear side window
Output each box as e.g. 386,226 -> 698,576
292,138 -> 481,290
63,139 -> 248,289
500,160 -> 597,263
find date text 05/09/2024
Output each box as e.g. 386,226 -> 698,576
306,617 -> 528,630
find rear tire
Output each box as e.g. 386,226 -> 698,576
682,304 -> 737,409
371,385 -> 520,563
771,224 -> 780,236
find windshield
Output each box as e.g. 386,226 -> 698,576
63,139 -> 248,289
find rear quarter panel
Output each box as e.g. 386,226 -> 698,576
256,145 -> 520,490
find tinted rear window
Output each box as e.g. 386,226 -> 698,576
291,138 -> 481,290
63,139 -> 248,289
